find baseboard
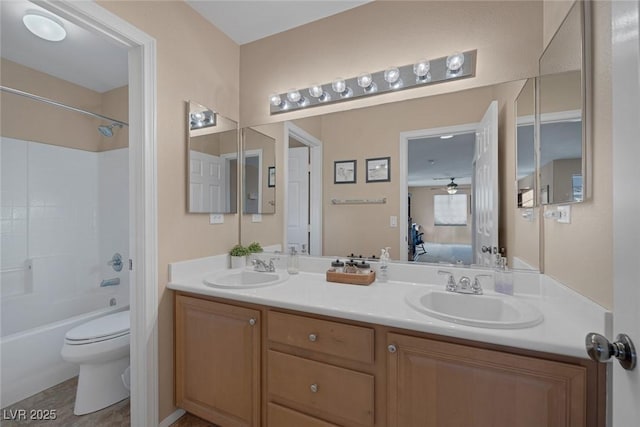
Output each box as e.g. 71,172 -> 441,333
159,408 -> 186,427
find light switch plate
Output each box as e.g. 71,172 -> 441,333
390,216 -> 398,227
209,214 -> 224,224
252,214 -> 262,223
557,205 -> 571,223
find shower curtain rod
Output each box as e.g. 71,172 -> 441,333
0,85 -> 129,126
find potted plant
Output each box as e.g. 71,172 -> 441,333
247,242 -> 263,254
229,244 -> 250,269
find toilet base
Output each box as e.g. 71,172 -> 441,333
73,356 -> 130,415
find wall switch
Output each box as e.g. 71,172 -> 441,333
209,214 -> 224,224
390,216 -> 398,227
557,205 -> 571,224
252,214 -> 262,223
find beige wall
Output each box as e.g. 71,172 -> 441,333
97,0 -> 240,420
542,0 -> 613,309
1,59 -> 128,151
241,0 -> 543,127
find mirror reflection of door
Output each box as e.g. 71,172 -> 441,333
243,150 -> 262,214
287,143 -> 309,253
405,101 -> 498,267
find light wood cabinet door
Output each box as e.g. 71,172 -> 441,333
176,295 -> 260,427
387,333 -> 588,427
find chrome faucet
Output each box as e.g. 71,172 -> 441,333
438,270 -> 490,295
252,258 -> 277,272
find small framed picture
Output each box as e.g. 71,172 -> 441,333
268,166 -> 276,188
366,157 -> 390,183
334,160 -> 356,184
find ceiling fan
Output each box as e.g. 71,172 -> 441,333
432,176 -> 468,194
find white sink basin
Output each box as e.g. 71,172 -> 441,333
405,289 -> 543,329
204,269 -> 288,289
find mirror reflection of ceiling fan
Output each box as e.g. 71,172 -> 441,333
432,176 -> 470,194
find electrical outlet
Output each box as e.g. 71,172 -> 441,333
390,216 -> 398,227
209,214 -> 224,224
557,205 -> 571,224
252,214 -> 262,223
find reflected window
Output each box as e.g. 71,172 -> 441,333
434,194 -> 467,226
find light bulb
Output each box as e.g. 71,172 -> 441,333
332,78 -> 346,93
287,90 -> 302,103
357,73 -> 373,89
384,67 -> 400,84
413,60 -> 430,77
269,93 -> 283,107
446,52 -> 465,72
308,85 -> 324,98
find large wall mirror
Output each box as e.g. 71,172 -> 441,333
538,1 -> 590,205
516,78 -> 536,209
240,80 -> 541,271
242,127 -> 276,215
186,101 -> 238,214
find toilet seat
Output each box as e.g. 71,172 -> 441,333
65,310 -> 130,345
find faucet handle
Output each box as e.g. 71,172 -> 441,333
458,276 -> 472,290
472,274 -> 492,294
438,270 -> 457,291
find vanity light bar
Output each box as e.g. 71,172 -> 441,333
269,50 -> 476,115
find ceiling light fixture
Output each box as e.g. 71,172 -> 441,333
269,50 -> 476,115
440,134 -> 454,139
23,12 -> 67,42
189,109 -> 216,130
446,178 -> 459,195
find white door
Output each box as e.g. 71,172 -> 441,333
287,146 -> 309,252
189,151 -> 224,212
472,101 -> 499,266
610,0 -> 640,423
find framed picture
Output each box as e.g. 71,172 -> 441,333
268,166 -> 276,188
334,160 -> 356,184
366,157 -> 390,183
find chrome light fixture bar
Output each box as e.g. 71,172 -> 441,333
269,50 -> 476,115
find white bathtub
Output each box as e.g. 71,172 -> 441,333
0,305 -> 129,408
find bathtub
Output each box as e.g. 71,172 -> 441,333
0,304 -> 129,408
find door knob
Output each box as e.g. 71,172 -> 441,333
585,332 -> 637,370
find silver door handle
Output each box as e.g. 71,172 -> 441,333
585,332 -> 637,370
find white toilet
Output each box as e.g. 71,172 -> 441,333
61,310 -> 130,415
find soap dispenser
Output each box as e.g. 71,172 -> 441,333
378,247 -> 390,282
287,247 -> 299,275
494,255 -> 514,295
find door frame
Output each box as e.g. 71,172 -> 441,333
283,122 -> 323,256
37,2 -> 158,425
242,149 -> 263,214
399,123 -> 478,262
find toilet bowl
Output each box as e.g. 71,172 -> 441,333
61,310 -> 130,415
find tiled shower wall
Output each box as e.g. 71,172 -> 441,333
1,137 -> 129,336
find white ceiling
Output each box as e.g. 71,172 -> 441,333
0,0 -> 128,93
408,133 -> 476,188
186,0 -> 371,45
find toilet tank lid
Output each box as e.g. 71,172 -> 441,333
66,310 -> 130,341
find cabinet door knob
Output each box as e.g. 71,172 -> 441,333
249,318 -> 256,326
310,383 -> 319,393
308,333 -> 317,342
388,344 -> 397,353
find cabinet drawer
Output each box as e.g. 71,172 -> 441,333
268,403 -> 339,427
268,350 -> 374,426
267,311 -> 374,364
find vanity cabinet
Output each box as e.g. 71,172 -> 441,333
387,332 -> 592,427
175,295 -> 260,427
266,311 -> 376,427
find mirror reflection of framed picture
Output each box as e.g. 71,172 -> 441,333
366,157 -> 390,183
268,166 -> 276,188
334,160 -> 356,184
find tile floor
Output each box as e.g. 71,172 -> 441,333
1,377 -> 217,426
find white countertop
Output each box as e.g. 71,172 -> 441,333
168,255 -> 610,359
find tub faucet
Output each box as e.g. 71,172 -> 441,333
252,258 -> 276,272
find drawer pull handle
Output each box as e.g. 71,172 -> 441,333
249,318 -> 256,326
308,333 -> 317,342
310,383 -> 319,393
388,344 -> 397,353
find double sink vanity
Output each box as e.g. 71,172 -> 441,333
168,254 -> 608,427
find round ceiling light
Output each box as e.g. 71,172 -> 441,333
23,12 -> 67,42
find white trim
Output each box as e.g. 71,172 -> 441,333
517,110 -> 581,126
399,123 -> 478,262
283,122 -> 323,256
35,2 -> 158,426
159,409 -> 186,427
